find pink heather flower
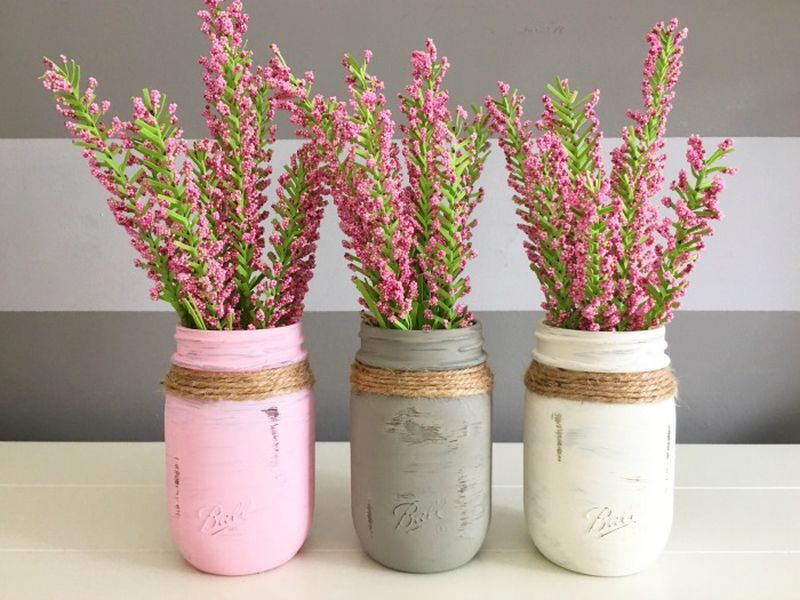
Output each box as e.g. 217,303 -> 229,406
285,40 -> 489,329
41,2 -> 326,330
361,91 -> 378,110
718,138 -> 734,151
686,134 -> 706,171
487,19 -> 736,331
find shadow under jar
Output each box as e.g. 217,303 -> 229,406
524,322 -> 677,576
164,323 -> 315,576
350,323 -> 493,573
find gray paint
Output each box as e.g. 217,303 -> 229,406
1,311 -> 799,443
350,324 -> 490,572
350,393 -> 491,572
6,0 -> 799,138
356,321 -> 487,370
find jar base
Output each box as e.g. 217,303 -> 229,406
533,539 -> 663,577
179,541 -> 305,576
360,545 -> 481,574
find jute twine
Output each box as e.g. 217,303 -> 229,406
524,360 -> 677,404
351,361 -> 493,399
165,360 -> 314,401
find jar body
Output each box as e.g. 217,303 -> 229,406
350,324 -> 492,573
524,323 -> 675,576
164,324 -> 314,576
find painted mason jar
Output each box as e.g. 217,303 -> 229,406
524,322 -> 677,576
164,323 -> 315,576
350,323 -> 493,573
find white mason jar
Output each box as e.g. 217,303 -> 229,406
524,322 -> 676,576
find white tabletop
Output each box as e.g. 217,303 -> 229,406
1,442 -> 798,599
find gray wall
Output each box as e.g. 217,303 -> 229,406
3,312 -> 799,444
1,0 -> 798,442
4,0 -> 800,137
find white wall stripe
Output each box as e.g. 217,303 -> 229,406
1,138 -> 797,312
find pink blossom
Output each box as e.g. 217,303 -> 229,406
487,19 -> 736,331
41,1 -> 326,329
285,40 -> 489,329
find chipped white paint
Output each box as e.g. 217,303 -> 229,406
525,323 -> 676,576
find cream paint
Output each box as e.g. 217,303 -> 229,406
532,325 -> 670,373
164,322 -> 314,576
524,323 -> 675,576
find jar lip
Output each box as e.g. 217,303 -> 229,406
175,321 -> 303,339
172,321 -> 306,371
359,321 -> 483,337
534,320 -> 669,373
356,320 -> 486,371
537,320 -> 666,339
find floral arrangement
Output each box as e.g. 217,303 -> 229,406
486,19 -> 736,331
274,40 -> 491,330
41,0 -> 325,330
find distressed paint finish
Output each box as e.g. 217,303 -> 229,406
524,323 -> 675,576
164,323 -> 314,576
350,323 -> 491,573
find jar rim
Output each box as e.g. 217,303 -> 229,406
534,320 -> 670,373
537,320 -> 666,338
172,321 -> 307,372
175,320 -> 303,338
356,320 -> 486,371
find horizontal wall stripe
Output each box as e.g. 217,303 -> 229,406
4,0 -> 798,137
0,137 -> 797,312
1,311 -> 798,443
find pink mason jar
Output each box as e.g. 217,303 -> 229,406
164,323 -> 315,575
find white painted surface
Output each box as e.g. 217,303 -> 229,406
1,137 -> 797,312
526,324 -> 676,575
533,323 -> 670,372
525,395 -> 676,575
0,442 -> 798,599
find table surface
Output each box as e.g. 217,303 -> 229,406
1,442 -> 798,600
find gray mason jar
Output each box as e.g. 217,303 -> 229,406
350,322 -> 492,573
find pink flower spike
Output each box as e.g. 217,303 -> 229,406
40,0 -> 328,330
486,19 -> 736,331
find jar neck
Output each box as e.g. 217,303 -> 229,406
533,322 -> 669,373
171,323 -> 307,372
356,322 -> 486,371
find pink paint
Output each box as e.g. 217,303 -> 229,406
164,322 -> 314,576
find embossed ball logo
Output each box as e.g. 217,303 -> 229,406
198,502 -> 252,536
586,506 -> 637,538
393,498 -> 447,533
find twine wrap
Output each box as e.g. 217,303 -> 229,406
165,360 -> 314,401
351,361 -> 493,399
524,360 -> 677,404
